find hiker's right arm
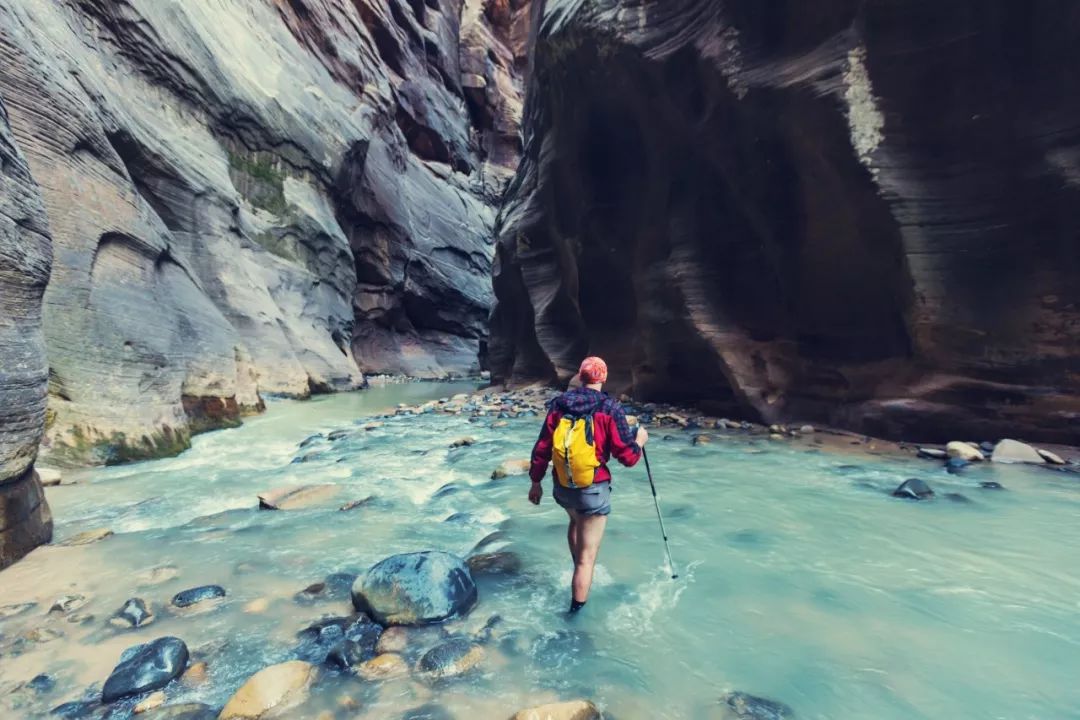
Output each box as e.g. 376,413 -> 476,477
529,410 -> 559,483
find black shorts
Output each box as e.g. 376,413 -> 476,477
553,482 -> 612,516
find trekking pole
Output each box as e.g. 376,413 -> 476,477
642,447 -> 678,580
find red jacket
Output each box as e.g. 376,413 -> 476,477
530,387 -> 642,484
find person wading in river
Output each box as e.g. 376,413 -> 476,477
528,356 -> 649,613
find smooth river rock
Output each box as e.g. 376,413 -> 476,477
218,661 -> 316,720
892,479 -> 935,501
353,551 -> 477,626
946,442 -> 984,462
102,636 -> 189,703
990,439 -> 1046,465
510,701 -> 601,720
258,485 -> 341,510
417,638 -> 485,679
172,585 -> 226,609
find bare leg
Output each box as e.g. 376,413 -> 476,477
571,514 -> 608,604
565,510 -> 580,565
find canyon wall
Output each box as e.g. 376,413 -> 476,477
0,0 -> 528,466
0,97 -> 53,568
491,0 -> 1080,444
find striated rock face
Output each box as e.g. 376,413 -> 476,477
491,0 -> 1080,444
0,96 -> 53,568
0,0 -> 529,464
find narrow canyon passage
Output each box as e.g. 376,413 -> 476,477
2,384 -> 1078,719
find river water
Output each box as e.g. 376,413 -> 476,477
2,382 -> 1079,719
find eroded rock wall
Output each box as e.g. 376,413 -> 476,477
491,0 -> 1080,444
0,0 -> 528,465
0,97 -> 53,567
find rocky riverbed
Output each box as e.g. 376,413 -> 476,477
1,382 -> 1078,719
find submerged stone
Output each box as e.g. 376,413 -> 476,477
218,661 -> 316,720
510,701 -> 600,720
171,585 -> 225,609
417,638 -> 485,679
258,484 -> 340,510
945,458 -> 970,474
355,653 -> 409,680
720,691 -> 795,719
403,703 -> 456,720
979,481 -> 1005,490
466,551 -> 523,576
139,703 -> 217,720
102,636 -> 189,703
892,478 -> 934,500
944,492 -> 973,504
325,616 -> 383,669
110,598 -> 154,628
353,551 -> 477,626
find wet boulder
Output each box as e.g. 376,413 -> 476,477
991,439 -> 1046,465
171,585 -> 226,609
417,638 -> 485,680
719,692 -> 795,719
353,552 -> 477,626
101,636 -> 189,702
491,459 -> 530,479
326,616 -> 383,669
892,479 -> 934,500
218,661 -> 316,719
510,701 -> 600,720
257,485 -> 341,510
980,481 -> 1005,490
946,442 -> 984,462
110,598 -> 154,629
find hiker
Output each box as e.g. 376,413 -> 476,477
528,356 -> 649,613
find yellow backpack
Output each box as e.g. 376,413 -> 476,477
552,414 -> 601,488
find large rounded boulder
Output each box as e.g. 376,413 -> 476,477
352,552 -> 477,626
101,636 -> 189,702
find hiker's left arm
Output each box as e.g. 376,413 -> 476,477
610,405 -> 642,467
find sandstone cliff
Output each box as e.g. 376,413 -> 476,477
0,96 -> 53,568
0,0 -> 528,465
491,0 -> 1080,444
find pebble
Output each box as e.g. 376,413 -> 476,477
510,701 -> 600,720
134,691 -> 166,714
49,594 -> 88,616
0,602 -> 37,619
111,598 -> 154,628
137,566 -> 180,586
1037,448 -> 1066,465
375,627 -> 409,654
181,662 -> 209,687
243,598 -> 270,614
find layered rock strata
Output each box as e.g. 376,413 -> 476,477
491,0 -> 1080,444
0,97 -> 53,568
0,0 -> 529,465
